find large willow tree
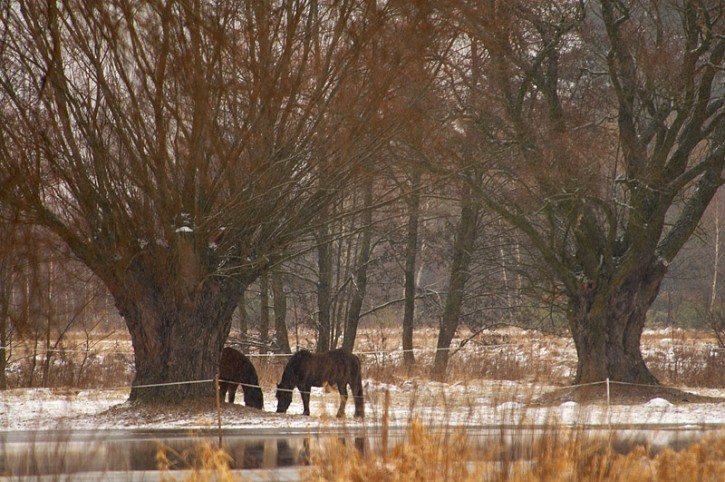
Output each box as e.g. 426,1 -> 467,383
0,1 -> 402,402
441,0 -> 725,387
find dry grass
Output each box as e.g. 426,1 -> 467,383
7,425 -> 724,481
5,325 -> 725,391
156,441 -> 238,482
5,325 -> 725,481
355,326 -> 725,389
301,423 -> 725,482
138,428 -> 725,482
304,421 -> 483,482
4,334 -> 135,389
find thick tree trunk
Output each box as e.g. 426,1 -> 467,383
107,242 -> 247,403
119,292 -> 241,402
570,260 -> 666,385
123,306 -> 233,402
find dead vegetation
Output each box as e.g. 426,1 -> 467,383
303,422 -> 725,482
5,325 -> 725,392
4,326 -> 725,481
147,417 -> 725,482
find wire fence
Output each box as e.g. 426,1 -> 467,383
5,340 -> 724,356
3,342 -> 720,400
101,373 -> 682,402
3,344 -> 706,445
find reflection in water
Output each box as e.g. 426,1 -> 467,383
277,439 -> 296,466
1,434 -> 367,476
228,440 -> 264,469
6,428 -> 703,477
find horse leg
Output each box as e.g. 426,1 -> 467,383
228,384 -> 237,404
300,385 -> 311,416
337,385 -> 348,418
242,384 -> 250,406
353,378 -> 364,418
220,382 -> 229,403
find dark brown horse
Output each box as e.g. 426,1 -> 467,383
219,347 -> 264,409
275,349 -> 364,418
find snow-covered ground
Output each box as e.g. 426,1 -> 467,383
4,329 -> 725,480
2,379 -> 725,433
3,326 -> 725,434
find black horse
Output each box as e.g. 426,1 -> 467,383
276,349 -> 364,418
219,347 -> 264,409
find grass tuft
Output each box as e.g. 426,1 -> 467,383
156,441 -> 239,482
302,424 -> 725,482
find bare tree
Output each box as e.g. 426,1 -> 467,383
341,178 -> 374,352
401,171 -> 421,366
0,219 -> 19,389
0,1 -> 402,402
439,0 -> 725,386
315,212 -> 334,352
433,182 -> 480,377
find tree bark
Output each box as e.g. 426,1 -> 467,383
570,259 -> 666,385
402,172 -> 421,366
433,187 -> 479,378
709,201 -> 720,313
0,255 -> 10,390
42,261 -> 53,387
316,223 -> 333,352
259,272 -> 270,355
342,182 -> 374,353
122,305 -> 234,402
106,241 -> 249,403
272,269 -> 291,354
238,290 -> 248,352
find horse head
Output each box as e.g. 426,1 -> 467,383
275,383 -> 293,413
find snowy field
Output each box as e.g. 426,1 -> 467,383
3,328 -> 725,481
2,379 -> 725,434
2,327 -> 725,434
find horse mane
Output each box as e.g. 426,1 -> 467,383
280,349 -> 312,387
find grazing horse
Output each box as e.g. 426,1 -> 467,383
276,349 -> 364,418
219,347 -> 264,409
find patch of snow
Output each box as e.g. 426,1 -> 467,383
2,382 -> 725,433
645,397 -> 673,407
496,401 -> 524,411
